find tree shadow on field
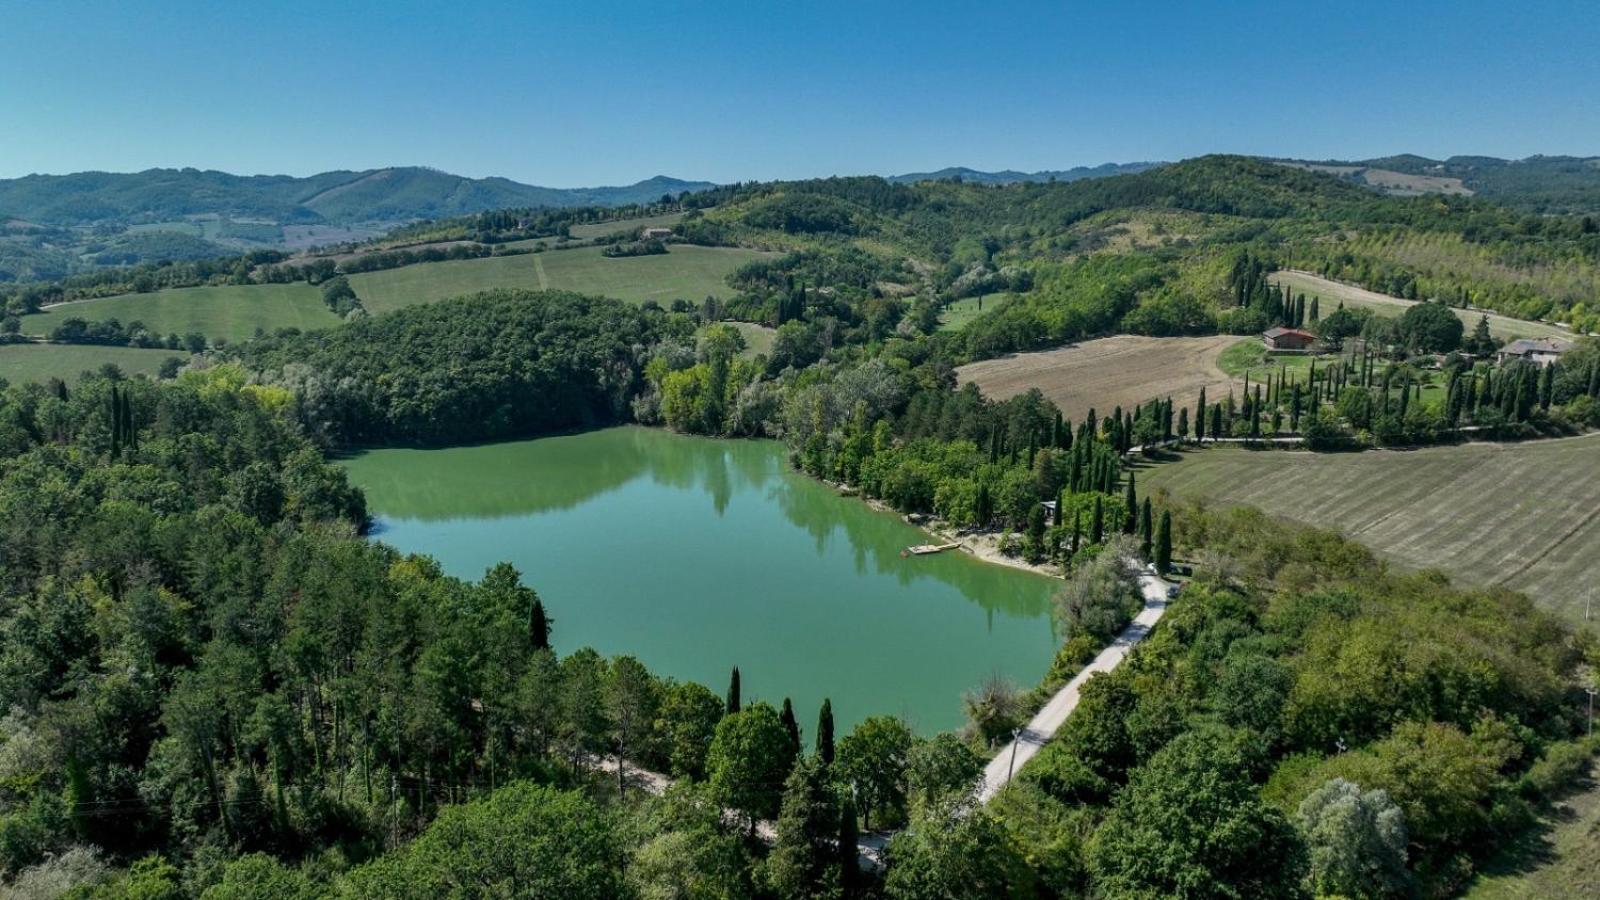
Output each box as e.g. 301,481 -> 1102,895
1467,766 -> 1596,884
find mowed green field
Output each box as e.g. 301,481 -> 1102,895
727,321 -> 776,358
22,283 -> 340,344
567,211 -> 686,240
0,343 -> 186,384
937,292 -> 1013,331
348,244 -> 770,314
1140,437 -> 1600,622
1272,270 -> 1574,342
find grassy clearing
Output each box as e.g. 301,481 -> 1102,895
957,334 -> 1239,421
937,293 -> 1013,331
1463,760 -> 1600,899
0,344 -> 186,384
349,244 -> 770,314
1271,271 -> 1572,342
567,211 -> 686,240
22,283 -> 339,344
727,321 -> 775,358
1217,338 -> 1449,410
1139,437 -> 1600,623
125,220 -> 204,237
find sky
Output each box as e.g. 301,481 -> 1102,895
2,0 -> 1598,186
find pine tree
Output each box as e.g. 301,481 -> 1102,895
1155,510 -> 1173,575
816,698 -> 835,765
768,757 -> 842,899
726,666 -> 741,715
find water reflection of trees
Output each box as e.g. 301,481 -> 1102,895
346,429 -> 655,520
768,466 -> 1056,623
353,426 -> 1054,626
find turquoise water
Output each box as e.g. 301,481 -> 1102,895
341,426 -> 1059,733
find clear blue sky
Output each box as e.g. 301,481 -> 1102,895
2,0 -> 1597,185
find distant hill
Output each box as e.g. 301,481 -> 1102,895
0,167 -> 718,226
1276,154 -> 1600,213
887,162 -> 1164,185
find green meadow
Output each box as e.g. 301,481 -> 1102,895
567,211 -> 686,240
937,292 -> 1013,331
0,343 -> 186,384
22,283 -> 339,344
348,244 -> 769,314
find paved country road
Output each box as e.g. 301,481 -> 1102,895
976,572 -> 1172,804
597,566 -> 1175,867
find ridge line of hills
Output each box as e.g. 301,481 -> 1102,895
3,154 -> 1598,229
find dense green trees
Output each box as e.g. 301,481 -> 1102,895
233,290 -> 660,446
343,783 -> 624,899
1088,726 -> 1307,898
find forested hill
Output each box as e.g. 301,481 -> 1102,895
886,162 -> 1164,185
0,167 -> 716,225
1278,153 -> 1600,214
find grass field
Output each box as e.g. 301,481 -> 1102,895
349,244 -> 770,314
937,293 -> 1013,331
568,211 -> 686,240
22,283 -> 339,344
1138,436 -> 1600,622
957,334 -> 1239,421
0,343 -> 186,384
1272,270 -> 1573,342
1462,759 -> 1600,899
727,321 -> 776,358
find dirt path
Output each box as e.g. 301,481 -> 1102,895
976,572 -> 1170,803
957,335 -> 1238,422
1272,270 -> 1575,341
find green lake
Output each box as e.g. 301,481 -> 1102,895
341,427 -> 1059,733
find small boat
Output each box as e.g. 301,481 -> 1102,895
905,542 -> 960,556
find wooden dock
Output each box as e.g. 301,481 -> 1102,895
904,542 -> 960,556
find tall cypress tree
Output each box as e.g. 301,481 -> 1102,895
529,596 -> 550,651
1155,510 -> 1173,575
1195,386 -> 1207,443
780,698 -> 802,763
1122,473 -> 1137,535
726,666 -> 741,715
1139,497 -> 1153,558
838,796 -> 860,894
816,698 -> 835,765
1091,495 -> 1104,544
